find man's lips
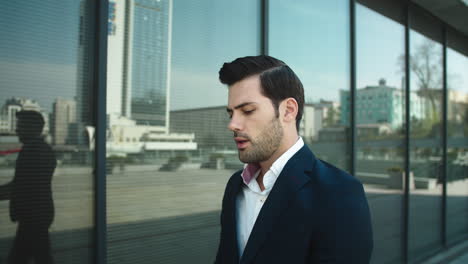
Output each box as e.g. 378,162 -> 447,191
234,137 -> 250,149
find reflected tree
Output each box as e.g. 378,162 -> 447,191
411,40 -> 442,124
399,39 -> 442,129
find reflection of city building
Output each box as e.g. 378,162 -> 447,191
448,89 -> 468,122
310,100 -> 341,125
356,123 -> 392,138
317,124 -> 392,141
448,89 -> 468,104
128,0 -> 172,128
107,0 -> 172,130
51,98 -> 77,145
340,79 -> 426,130
106,113 -> 196,154
107,0 -> 126,116
76,0 -> 95,147
79,0 -> 189,153
0,97 -> 49,135
170,106 -> 234,149
301,100 -> 341,142
0,102 -> 21,134
318,126 -> 348,142
300,104 -> 323,142
171,105 -> 328,148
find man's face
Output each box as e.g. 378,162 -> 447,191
227,75 -> 283,163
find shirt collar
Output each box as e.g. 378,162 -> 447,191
241,137 -> 304,186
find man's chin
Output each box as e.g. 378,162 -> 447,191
238,152 -> 250,164
238,152 -> 260,164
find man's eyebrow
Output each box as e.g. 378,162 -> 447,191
226,102 -> 256,112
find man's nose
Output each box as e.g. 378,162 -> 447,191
228,115 -> 242,132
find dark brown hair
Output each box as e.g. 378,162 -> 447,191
219,55 -> 304,130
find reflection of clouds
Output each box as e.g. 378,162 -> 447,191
170,67 -> 227,111
0,61 -> 76,111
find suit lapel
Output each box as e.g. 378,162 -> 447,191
240,146 -> 315,264
225,171 -> 243,263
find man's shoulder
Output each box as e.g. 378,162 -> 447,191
290,145 -> 360,187
291,150 -> 364,195
307,158 -> 367,204
315,159 -> 356,182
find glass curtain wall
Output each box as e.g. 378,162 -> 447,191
269,0 -> 351,172
355,3 -> 405,264
408,10 -> 444,262
446,33 -> 468,244
1,1 -> 467,263
105,0 -> 260,263
0,0 -> 95,263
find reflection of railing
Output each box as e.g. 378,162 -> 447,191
313,137 -> 468,148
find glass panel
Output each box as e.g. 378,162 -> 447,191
269,0 -> 350,172
0,0 -> 95,263
446,46 -> 468,243
105,0 -> 260,263
408,29 -> 444,262
356,4 -> 405,263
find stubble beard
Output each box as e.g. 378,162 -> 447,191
237,117 -> 283,164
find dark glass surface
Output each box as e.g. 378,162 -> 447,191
0,0 -> 95,263
356,4 -> 405,263
446,45 -> 468,244
105,0 -> 260,263
408,29 -> 444,263
269,0 -> 351,172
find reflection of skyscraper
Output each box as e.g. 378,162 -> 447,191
76,0 -> 96,146
52,98 -> 77,145
106,0 -> 195,153
107,0 -> 126,116
108,0 -> 172,132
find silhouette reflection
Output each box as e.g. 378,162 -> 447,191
0,110 -> 56,264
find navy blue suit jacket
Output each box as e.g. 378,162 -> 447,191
215,145 -> 373,264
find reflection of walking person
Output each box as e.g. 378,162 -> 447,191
0,110 -> 56,264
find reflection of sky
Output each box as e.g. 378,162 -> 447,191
356,4 -> 405,90
269,0 -> 349,103
448,48 -> 468,92
0,0 -> 466,114
170,0 -> 260,110
0,0 -> 80,112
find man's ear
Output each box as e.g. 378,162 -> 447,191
282,98 -> 298,123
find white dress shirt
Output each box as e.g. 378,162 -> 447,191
236,137 -> 304,257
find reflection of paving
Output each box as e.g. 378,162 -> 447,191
449,252 -> 468,264
364,179 -> 468,264
0,167 -> 234,237
0,166 -> 466,264
106,168 -> 234,224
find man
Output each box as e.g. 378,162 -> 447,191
215,55 -> 373,264
0,110 -> 56,264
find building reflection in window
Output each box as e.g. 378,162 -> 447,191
355,3 -> 405,263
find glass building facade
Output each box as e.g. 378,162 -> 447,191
0,0 -> 466,263
130,0 -> 170,127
